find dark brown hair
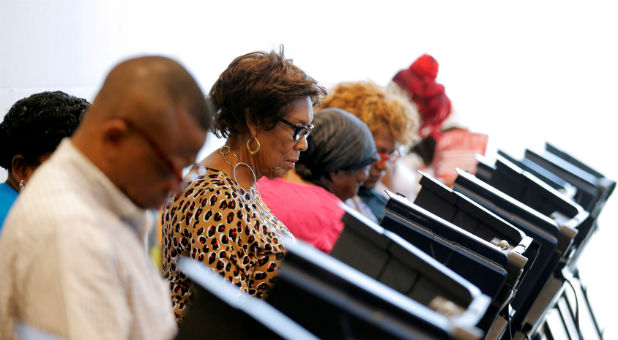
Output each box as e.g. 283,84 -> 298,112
209,48 -> 326,138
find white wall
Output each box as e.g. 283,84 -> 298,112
1,0 -> 617,336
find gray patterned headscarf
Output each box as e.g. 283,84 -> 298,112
296,108 -> 377,184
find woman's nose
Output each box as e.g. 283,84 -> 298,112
295,135 -> 309,151
375,159 -> 388,171
358,167 -> 370,182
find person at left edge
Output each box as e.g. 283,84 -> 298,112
0,91 -> 89,232
0,55 -> 212,339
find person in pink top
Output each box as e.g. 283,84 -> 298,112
258,108 -> 377,253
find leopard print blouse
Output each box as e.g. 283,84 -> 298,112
161,167 -> 292,321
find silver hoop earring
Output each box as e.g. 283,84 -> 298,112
19,179 -> 25,192
246,136 -> 261,155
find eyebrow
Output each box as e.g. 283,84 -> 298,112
289,119 -> 309,126
284,113 -> 311,125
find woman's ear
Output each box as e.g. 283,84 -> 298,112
10,152 -> 52,185
324,171 -> 341,187
244,109 -> 258,136
10,154 -> 27,182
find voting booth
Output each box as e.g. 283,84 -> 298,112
175,142 -> 613,340
412,173 -> 535,339
267,238 -> 485,340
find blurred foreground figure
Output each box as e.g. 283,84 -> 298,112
0,56 -> 212,339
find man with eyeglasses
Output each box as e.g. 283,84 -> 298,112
0,56 -> 212,339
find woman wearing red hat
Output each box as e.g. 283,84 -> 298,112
388,54 -> 487,188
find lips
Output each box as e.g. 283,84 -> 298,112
285,159 -> 298,168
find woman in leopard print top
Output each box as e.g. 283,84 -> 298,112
161,48 -> 325,321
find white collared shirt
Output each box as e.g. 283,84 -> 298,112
0,139 -> 177,339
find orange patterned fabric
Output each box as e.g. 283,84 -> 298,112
161,167 -> 290,321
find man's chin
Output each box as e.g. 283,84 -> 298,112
148,201 -> 166,211
140,195 -> 169,211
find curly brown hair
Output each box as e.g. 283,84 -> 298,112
209,48 -> 326,138
321,81 -> 419,147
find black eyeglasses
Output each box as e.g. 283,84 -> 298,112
278,118 -> 314,142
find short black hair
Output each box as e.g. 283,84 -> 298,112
0,91 -> 89,170
209,47 -> 326,138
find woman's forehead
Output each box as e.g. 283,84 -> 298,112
281,97 -> 313,123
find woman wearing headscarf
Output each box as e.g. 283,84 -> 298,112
161,48 -> 325,321
320,80 -> 419,222
258,108 -> 377,253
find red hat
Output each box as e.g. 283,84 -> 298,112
393,54 -> 452,138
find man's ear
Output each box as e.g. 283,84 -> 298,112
102,119 -> 130,145
99,119 -> 131,161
